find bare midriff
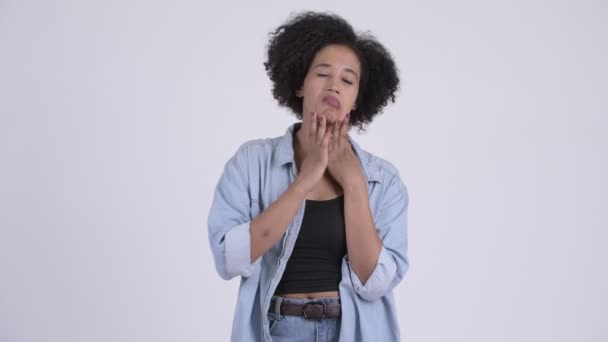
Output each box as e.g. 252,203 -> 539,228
275,291 -> 340,300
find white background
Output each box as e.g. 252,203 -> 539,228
1,1 -> 607,341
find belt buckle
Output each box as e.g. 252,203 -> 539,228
302,301 -> 326,320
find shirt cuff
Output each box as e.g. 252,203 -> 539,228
223,221 -> 255,278
348,246 -> 397,301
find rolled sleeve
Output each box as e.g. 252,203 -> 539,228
347,172 -> 410,301
223,221 -> 256,278
347,246 -> 398,301
208,143 -> 258,280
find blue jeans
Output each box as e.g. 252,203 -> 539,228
267,295 -> 341,342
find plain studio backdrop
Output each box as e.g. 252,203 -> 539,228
1,0 -> 606,341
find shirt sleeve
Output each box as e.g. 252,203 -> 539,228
207,143 -> 258,280
347,173 -> 410,301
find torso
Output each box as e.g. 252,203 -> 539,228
285,127 -> 344,299
276,172 -> 343,299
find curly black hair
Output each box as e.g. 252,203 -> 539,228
264,11 -> 400,133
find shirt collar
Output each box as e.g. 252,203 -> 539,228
274,122 -> 382,183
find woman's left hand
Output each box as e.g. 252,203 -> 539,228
327,113 -> 364,187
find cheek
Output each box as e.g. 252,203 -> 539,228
302,80 -> 322,98
349,89 -> 360,105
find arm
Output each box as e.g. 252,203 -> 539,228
343,172 -> 410,301
249,179 -> 309,262
210,112 -> 344,280
207,143 -> 310,280
343,172 -> 382,284
207,144 -> 254,280
325,114 -> 409,300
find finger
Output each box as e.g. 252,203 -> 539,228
341,114 -> 350,136
328,129 -> 334,155
322,130 -> 332,150
309,111 -> 317,139
317,115 -> 326,143
331,119 -> 340,152
339,114 -> 350,150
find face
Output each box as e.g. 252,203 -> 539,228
296,44 -> 361,128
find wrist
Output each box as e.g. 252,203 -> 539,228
291,177 -> 312,198
342,173 -> 367,193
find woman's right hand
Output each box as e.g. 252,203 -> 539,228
294,111 -> 332,193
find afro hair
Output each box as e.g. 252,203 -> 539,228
264,11 -> 400,132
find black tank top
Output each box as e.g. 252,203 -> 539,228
274,195 -> 347,294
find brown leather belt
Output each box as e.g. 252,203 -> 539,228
270,298 -> 341,320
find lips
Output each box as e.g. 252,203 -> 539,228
322,95 -> 341,109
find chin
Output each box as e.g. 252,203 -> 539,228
323,108 -> 340,120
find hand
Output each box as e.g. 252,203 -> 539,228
327,113 -> 363,187
294,111 -> 333,193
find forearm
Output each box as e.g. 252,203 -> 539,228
249,178 -> 309,262
343,175 -> 382,284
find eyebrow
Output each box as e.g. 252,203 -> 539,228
313,63 -> 359,79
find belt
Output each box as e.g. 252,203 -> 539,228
269,297 -> 341,320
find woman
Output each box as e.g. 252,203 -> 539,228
208,11 -> 410,342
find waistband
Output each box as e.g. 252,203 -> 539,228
269,295 -> 341,319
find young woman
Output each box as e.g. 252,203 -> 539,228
208,11 -> 410,342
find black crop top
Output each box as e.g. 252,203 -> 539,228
274,195 -> 347,295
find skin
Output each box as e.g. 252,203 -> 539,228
275,45 -> 383,299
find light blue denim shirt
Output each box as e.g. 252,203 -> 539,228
208,122 -> 410,341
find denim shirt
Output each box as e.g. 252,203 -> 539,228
208,122 -> 410,341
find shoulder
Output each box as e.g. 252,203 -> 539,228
369,153 -> 401,179
229,133 -> 285,167
234,137 -> 275,153
359,146 -> 407,188
232,137 -> 279,156
358,148 -> 409,210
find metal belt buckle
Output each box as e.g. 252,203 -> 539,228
302,301 -> 326,320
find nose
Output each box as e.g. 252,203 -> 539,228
326,75 -> 340,94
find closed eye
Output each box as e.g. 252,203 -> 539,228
316,73 -> 353,85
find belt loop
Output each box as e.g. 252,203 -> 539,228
274,296 -> 283,320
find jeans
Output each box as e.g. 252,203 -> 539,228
267,295 -> 341,342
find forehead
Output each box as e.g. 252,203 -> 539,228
310,45 -> 361,73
